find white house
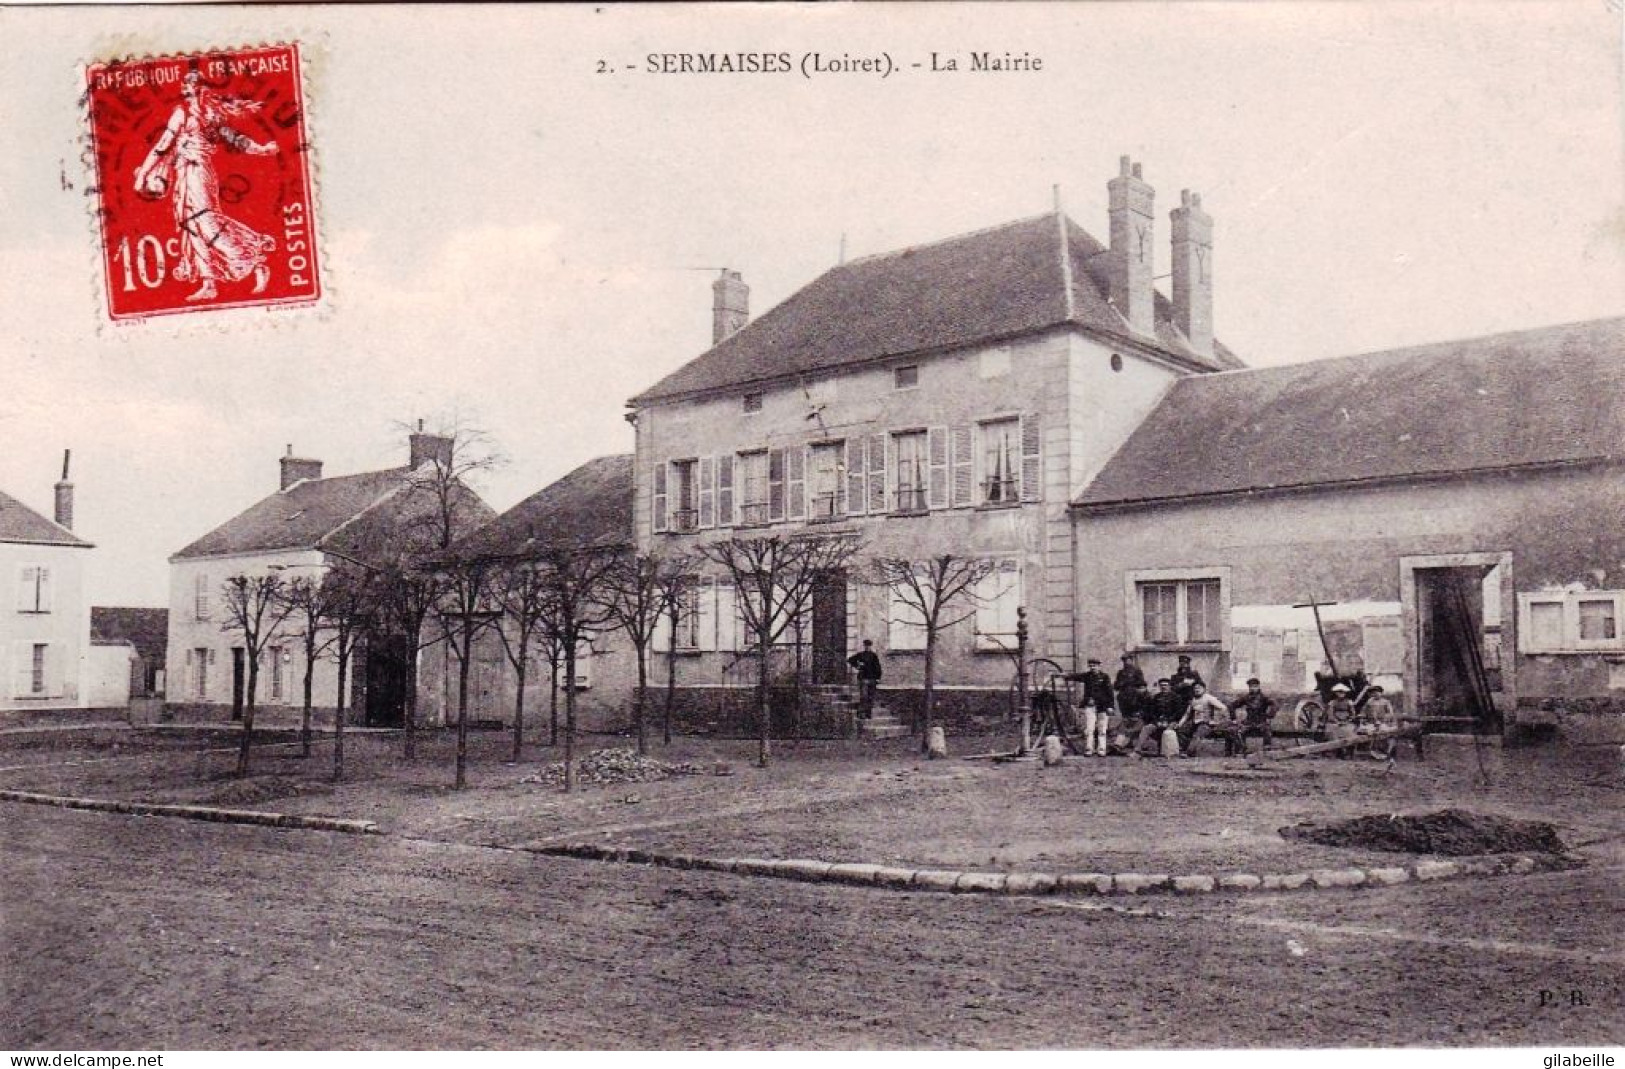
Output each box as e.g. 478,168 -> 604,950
1,456 -> 93,716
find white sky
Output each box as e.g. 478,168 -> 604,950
1,2 -> 1621,606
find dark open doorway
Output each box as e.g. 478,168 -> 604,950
363,633 -> 410,728
1413,565 -> 1502,734
810,570 -> 849,685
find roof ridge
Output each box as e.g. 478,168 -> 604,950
315,474 -> 415,552
840,211 -> 1058,268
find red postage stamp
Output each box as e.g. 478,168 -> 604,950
85,44 -> 320,321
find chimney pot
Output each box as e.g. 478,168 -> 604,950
1119,155 -> 1132,176
1107,156 -> 1156,336
53,449 -> 74,530
712,268 -> 750,345
279,450 -> 323,491
1170,187 -> 1215,358
408,430 -> 454,472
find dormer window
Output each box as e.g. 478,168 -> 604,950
894,365 -> 919,390
743,393 -> 763,413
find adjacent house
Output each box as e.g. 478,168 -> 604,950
165,431 -> 495,727
457,454 -> 636,735
626,158 -> 1243,731
0,455 -> 92,717
91,607 -> 169,698
1072,316 -> 1625,737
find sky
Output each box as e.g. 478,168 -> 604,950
1,2 -> 1622,607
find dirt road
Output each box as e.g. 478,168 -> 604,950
2,805 -> 1619,1049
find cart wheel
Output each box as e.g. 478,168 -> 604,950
1295,699 -> 1324,732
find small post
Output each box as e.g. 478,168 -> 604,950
1016,607 -> 1031,754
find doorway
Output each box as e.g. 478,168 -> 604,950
363,633 -> 410,728
1401,553 -> 1512,735
810,570 -> 849,685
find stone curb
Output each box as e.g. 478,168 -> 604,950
0,788 -> 381,836
529,841 -> 1582,897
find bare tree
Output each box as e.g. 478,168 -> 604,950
697,534 -> 862,768
531,544 -> 620,791
431,550 -> 501,789
320,560 -> 375,782
355,417 -> 500,757
660,572 -> 698,745
603,550 -> 689,755
869,555 -> 998,754
219,573 -> 295,776
488,560 -> 555,762
274,574 -> 336,759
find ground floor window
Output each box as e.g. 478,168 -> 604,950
974,558 -> 1022,652
1128,570 -> 1229,650
1518,590 -> 1625,653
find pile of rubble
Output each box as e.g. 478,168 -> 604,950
1280,808 -> 1568,856
521,747 -> 716,788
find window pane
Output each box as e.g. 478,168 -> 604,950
1141,583 -> 1179,644
1528,602 -> 1564,648
981,420 -> 1019,503
1579,599 -> 1617,641
894,432 -> 927,511
811,443 -> 843,518
1187,580 -> 1221,642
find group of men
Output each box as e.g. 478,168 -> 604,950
1065,653 -> 1279,758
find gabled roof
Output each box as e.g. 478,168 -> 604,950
461,455 -> 633,558
630,213 -> 1242,405
1074,317 -> 1625,511
172,467 -> 412,560
0,489 -> 92,548
91,607 -> 168,661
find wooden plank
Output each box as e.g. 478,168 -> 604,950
1248,726 -> 1417,765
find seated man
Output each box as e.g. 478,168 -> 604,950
1359,684 -> 1399,759
1230,677 -> 1278,755
1178,682 -> 1241,757
1134,678 -> 1183,756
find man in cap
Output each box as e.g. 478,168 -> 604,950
1064,657 -> 1116,756
1229,677 -> 1278,755
1135,678 -> 1183,756
1113,653 -> 1148,723
1170,654 -> 1205,705
1177,681 -> 1239,756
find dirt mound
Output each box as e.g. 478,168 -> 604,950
199,776 -> 324,807
1280,808 -> 1568,856
521,747 -> 714,788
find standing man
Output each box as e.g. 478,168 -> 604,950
1230,677 -> 1278,756
1169,654 -> 1205,705
847,639 -> 883,719
1064,657 -> 1117,756
1114,653 -> 1148,723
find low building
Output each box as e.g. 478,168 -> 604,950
91,607 -> 168,698
0,454 -> 92,719
1073,317 -> 1625,739
165,431 -> 495,726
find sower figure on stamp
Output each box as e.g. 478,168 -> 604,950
133,71 -> 279,302
847,639 -> 883,720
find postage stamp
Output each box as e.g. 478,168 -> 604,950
84,44 -> 320,321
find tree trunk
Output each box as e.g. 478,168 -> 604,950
549,660 -> 559,746
757,632 -> 771,768
921,636 -> 937,756
563,647 -> 577,792
511,655 -> 527,763
663,641 -> 677,746
403,644 -> 419,760
333,636 -> 349,782
300,639 -> 315,758
455,623 -> 472,790
634,645 -> 648,756
236,659 -> 258,777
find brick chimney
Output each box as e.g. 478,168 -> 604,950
1107,156 -> 1156,337
53,449 -> 73,530
1170,189 -> 1214,358
408,419 -> 454,471
712,269 -> 749,345
279,444 -> 323,491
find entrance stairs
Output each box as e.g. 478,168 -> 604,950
807,684 -> 908,740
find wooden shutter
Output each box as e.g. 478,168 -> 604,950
1020,413 -> 1042,502
950,426 -> 974,507
713,581 -> 734,652
845,438 -> 867,515
698,578 -> 718,652
927,427 -> 949,509
867,432 -> 887,514
768,448 -> 786,522
15,567 -> 34,611
716,454 -> 734,527
651,463 -> 668,533
35,567 -> 50,612
698,457 -> 716,528
787,446 -> 806,521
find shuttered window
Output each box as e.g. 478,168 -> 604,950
974,559 -> 1023,651
16,566 -> 51,613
